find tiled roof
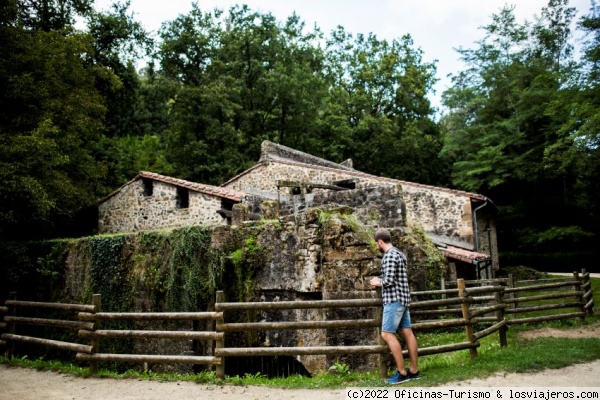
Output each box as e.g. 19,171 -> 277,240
99,171 -> 246,204
441,246 -> 491,264
222,142 -> 490,203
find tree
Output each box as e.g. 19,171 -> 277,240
86,0 -> 153,139
17,0 -> 92,31
324,28 -> 444,184
157,5 -> 329,184
0,0 -> 154,238
0,26 -> 106,238
441,1 -> 595,268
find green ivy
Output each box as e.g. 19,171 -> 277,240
405,224 -> 446,291
229,232 -> 261,303
90,235 -> 130,312
164,226 -> 221,312
131,226 -> 224,312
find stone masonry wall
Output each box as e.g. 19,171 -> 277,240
212,207 -> 383,374
274,185 -> 407,229
225,162 -> 476,247
98,180 -> 227,233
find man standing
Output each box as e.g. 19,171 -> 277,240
370,228 -> 420,384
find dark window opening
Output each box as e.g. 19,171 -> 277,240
454,260 -> 477,281
219,199 -> 235,225
176,187 -> 189,208
142,178 -> 153,196
221,199 -> 235,212
331,178 -> 359,190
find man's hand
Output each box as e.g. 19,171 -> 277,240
370,276 -> 381,288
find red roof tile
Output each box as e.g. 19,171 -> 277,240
441,246 -> 491,264
99,172 -> 246,204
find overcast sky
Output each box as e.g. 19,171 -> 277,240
93,0 -> 593,111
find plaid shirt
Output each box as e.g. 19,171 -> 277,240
380,246 -> 411,306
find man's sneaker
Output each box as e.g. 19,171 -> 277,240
407,369 -> 421,380
386,370 -> 411,385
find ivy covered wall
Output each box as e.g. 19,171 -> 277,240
0,207 -> 446,374
0,226 -> 232,311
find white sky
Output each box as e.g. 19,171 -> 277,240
93,0 -> 593,112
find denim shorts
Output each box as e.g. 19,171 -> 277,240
382,302 -> 411,332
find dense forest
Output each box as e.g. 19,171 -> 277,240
0,0 -> 598,271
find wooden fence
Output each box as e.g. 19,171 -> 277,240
75,294 -> 223,373
443,269 -> 595,325
1,271 -> 594,379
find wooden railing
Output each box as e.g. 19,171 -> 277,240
1,271 -> 594,379
443,269 -> 594,325
504,270 -> 593,324
3,292 -> 95,357
75,294 -> 223,373
212,281 -> 508,378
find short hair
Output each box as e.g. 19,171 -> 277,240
374,228 -> 391,243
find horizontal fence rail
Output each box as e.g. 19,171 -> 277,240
2,293 -> 95,356
73,294 -> 224,374
2,269 -> 594,379
443,270 -> 594,325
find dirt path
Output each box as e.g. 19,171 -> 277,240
1,323 -> 598,399
1,360 -> 599,400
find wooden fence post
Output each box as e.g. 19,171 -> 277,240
508,274 -> 517,310
5,292 -> 16,358
572,271 -> 586,323
441,277 -> 447,301
215,291 -> 225,380
90,294 -> 101,373
581,268 -> 594,316
457,279 -> 477,358
495,289 -> 507,347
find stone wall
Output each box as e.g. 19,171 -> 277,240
98,179 -> 227,233
226,162 -> 478,249
210,207 -> 387,374
271,185 -> 406,229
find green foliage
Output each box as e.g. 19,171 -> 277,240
324,28 -> 445,184
317,210 -> 333,228
441,1 -> 598,269
163,227 -> 222,311
402,225 -> 446,291
35,242 -> 66,294
131,226 -> 223,312
340,213 -> 374,245
90,235 -> 130,311
229,232 -> 262,303
0,26 -> 107,239
328,361 -> 350,375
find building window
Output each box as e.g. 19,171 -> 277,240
220,199 -> 235,225
176,187 -> 189,209
332,178 -> 358,190
142,178 -> 153,196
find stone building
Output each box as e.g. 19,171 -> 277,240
97,141 -> 498,279
222,141 -> 498,279
97,171 -> 245,233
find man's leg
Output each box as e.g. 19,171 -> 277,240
381,331 -> 407,375
399,328 -> 418,373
